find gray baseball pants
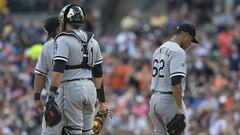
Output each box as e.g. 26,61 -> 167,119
41,79 -> 96,135
149,93 -> 188,135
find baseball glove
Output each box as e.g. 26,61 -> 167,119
167,113 -> 186,135
93,105 -> 113,135
44,99 -> 61,127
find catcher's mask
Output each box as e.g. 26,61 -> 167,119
59,4 -> 85,31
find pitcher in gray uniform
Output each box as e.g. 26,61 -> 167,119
46,4 -> 106,135
33,17 -> 63,135
149,23 -> 199,135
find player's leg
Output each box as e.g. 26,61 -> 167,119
149,94 -> 168,135
82,81 -> 97,135
159,95 -> 188,135
61,81 -> 85,135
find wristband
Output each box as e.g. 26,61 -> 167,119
97,83 -> 105,102
34,93 -> 41,100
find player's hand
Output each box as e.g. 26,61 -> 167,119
34,100 -> 43,114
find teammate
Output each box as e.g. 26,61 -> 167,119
45,4 -> 105,135
149,23 -> 199,135
33,17 -> 62,135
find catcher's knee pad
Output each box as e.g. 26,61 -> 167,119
61,126 -> 82,135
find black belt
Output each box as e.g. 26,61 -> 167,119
152,90 -> 173,95
61,78 -> 92,83
65,64 -> 92,70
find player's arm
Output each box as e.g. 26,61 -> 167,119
34,74 -> 46,94
171,76 -> 183,113
33,73 -> 46,114
49,60 -> 66,99
92,38 -> 105,103
34,47 -> 47,113
170,51 -> 186,114
92,63 -> 105,103
49,37 -> 68,99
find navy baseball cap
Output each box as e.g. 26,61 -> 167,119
176,23 -> 199,43
43,17 -> 59,34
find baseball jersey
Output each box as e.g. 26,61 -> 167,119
35,38 -> 55,90
53,29 -> 103,81
151,41 -> 187,93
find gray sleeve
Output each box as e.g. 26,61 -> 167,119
35,46 -> 47,76
53,37 -> 70,62
170,51 -> 187,78
91,38 -> 103,65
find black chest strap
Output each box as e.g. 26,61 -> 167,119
55,30 -> 93,70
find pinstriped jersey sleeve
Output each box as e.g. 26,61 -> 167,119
170,51 -> 187,78
53,36 -> 69,62
35,46 -> 47,76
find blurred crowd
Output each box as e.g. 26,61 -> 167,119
0,0 -> 240,135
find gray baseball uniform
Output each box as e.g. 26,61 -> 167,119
53,29 -> 102,135
149,41 -> 188,135
35,39 -> 64,135
35,39 -> 65,135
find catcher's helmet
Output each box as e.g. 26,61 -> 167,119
59,4 -> 85,30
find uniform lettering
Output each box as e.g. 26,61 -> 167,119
160,47 -> 172,58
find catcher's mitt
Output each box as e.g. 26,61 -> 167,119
44,99 -> 61,127
167,113 -> 186,135
93,105 -> 113,135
